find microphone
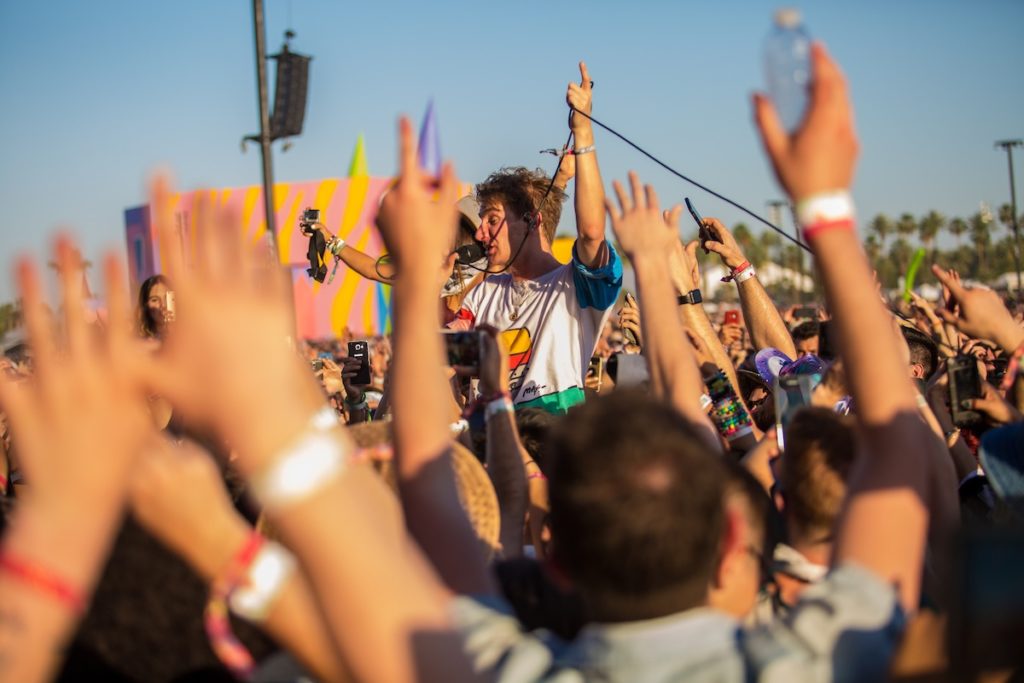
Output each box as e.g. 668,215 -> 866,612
455,242 -> 485,265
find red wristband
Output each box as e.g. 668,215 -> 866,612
802,218 -> 855,242
0,553 -> 86,614
205,531 -> 265,679
721,260 -> 751,283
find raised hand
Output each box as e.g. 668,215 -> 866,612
0,239 -> 154,514
143,175 -> 326,477
0,239 -> 157,682
753,43 -> 858,202
566,61 -> 593,132
931,264 -> 1023,352
375,117 -> 459,275
701,218 -> 749,270
606,172 -> 674,258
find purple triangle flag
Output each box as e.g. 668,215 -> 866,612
417,99 -> 442,176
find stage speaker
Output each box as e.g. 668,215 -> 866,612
269,45 -> 311,141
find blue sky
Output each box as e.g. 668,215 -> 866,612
1,0 -> 1021,301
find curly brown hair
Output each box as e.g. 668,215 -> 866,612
475,167 -> 567,244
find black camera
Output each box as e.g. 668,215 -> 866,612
300,207 -> 320,235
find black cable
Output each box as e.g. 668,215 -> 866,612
570,108 -> 811,254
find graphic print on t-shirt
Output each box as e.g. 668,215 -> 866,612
500,327 -> 534,395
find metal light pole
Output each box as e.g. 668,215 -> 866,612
995,139 -> 1022,298
252,0 -> 278,254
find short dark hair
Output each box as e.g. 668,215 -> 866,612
791,321 -> 821,344
515,407 -> 558,473
901,326 -> 939,378
547,391 -> 725,621
476,167 -> 566,243
779,407 -> 856,541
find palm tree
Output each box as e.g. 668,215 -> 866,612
969,212 -> 992,280
947,217 -> 968,250
864,234 -> 881,270
733,223 -> 765,266
759,229 -> 782,266
869,214 -> 893,253
889,238 -> 914,283
918,210 -> 944,262
896,213 -> 918,244
999,203 -> 1015,234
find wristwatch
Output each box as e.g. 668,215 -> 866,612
677,289 -> 703,305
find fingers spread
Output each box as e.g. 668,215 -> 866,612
611,180 -> 630,216
16,257 -> 57,370
55,236 -> 89,357
628,172 -> 644,210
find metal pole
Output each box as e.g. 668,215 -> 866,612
252,0 -> 278,254
995,140 -> 1022,298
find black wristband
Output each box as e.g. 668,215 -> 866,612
677,289 -> 703,305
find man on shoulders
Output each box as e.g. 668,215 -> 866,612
450,62 -> 622,413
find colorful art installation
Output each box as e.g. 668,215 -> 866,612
125,105 -> 472,339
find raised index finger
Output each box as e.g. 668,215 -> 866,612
579,61 -> 591,89
397,116 -> 419,181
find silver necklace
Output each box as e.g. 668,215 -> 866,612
509,279 -> 531,322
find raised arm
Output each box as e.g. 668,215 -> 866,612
702,218 -> 797,358
606,173 -> 721,453
144,170 -> 476,683
313,223 -> 395,283
377,121 -> 495,597
567,62 -> 607,268
754,43 -> 931,612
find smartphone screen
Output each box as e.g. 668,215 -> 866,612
775,375 -> 813,451
347,340 -> 372,386
443,331 -> 481,372
949,355 -> 982,426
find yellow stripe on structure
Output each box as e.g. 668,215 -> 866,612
157,193 -> 183,275
340,176 -> 369,239
361,282 -> 374,335
254,184 -> 291,244
241,186 -> 260,241
330,228 -> 372,335
279,190 -> 304,265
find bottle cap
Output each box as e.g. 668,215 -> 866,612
774,7 -> 802,28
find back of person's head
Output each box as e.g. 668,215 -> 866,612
515,407 -> 558,473
547,390 -> 725,621
901,325 -> 939,379
778,407 -> 857,543
475,167 -> 567,243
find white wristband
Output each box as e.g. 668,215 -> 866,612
229,541 -> 296,622
328,236 -> 346,257
450,419 -> 470,435
485,397 -> 514,421
251,412 -> 351,509
734,266 -> 757,284
795,190 -> 855,227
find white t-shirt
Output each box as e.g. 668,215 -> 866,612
450,243 -> 622,413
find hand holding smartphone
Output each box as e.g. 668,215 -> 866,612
347,340 -> 372,386
685,198 -> 721,254
443,331 -> 482,374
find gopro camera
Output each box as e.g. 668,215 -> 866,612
300,207 -> 321,235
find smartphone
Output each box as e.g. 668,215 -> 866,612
347,340 -> 372,386
311,359 -> 325,372
793,306 -> 817,321
587,355 -> 604,379
775,374 -> 814,451
949,355 -> 983,427
165,290 -> 175,316
684,197 -> 720,254
443,331 -> 481,373
622,292 -> 639,346
724,310 -> 740,326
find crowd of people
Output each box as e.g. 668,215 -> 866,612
0,44 -> 1022,683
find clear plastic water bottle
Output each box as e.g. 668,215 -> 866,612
763,8 -> 812,132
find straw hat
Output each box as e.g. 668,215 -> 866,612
347,421 -> 500,562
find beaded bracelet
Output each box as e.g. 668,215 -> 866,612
705,371 -> 754,442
